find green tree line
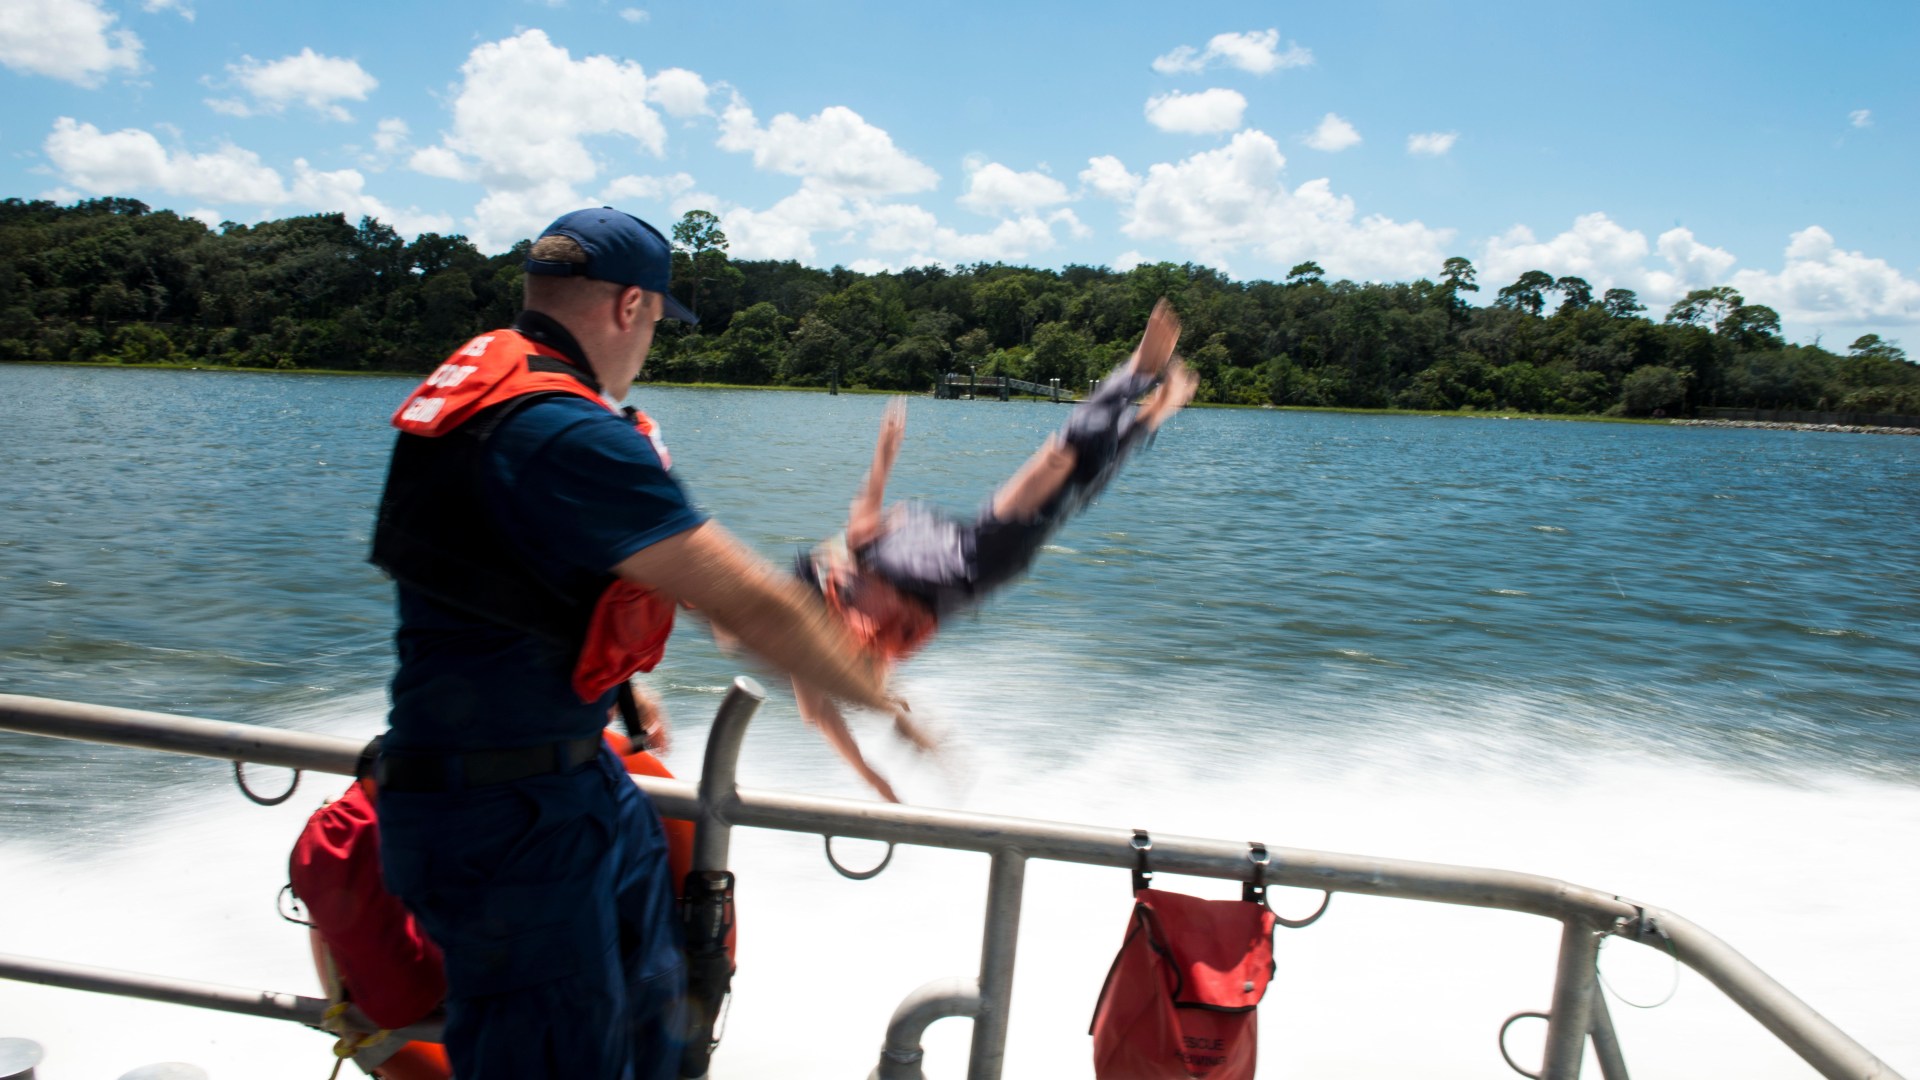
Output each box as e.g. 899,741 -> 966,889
3,197 -> 1915,416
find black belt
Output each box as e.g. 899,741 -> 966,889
375,736 -> 602,793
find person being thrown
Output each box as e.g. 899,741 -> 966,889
792,299 -> 1196,801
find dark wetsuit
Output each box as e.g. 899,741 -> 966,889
855,361 -> 1161,619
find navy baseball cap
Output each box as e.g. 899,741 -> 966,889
525,207 -> 698,324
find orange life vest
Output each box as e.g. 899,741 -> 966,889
376,329 -> 676,702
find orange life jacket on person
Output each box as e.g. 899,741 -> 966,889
371,329 -> 676,702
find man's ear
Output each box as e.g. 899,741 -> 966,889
615,285 -> 647,330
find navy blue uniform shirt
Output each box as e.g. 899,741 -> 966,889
387,330 -> 705,752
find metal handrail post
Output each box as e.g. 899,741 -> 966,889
967,848 -> 1027,1080
688,676 -> 766,874
1648,907 -> 1893,1080
870,977 -> 982,1080
1541,917 -> 1604,1079
1587,988 -> 1629,1080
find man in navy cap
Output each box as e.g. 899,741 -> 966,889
368,207 -> 895,1079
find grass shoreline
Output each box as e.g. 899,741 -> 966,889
2,358 -> 1672,425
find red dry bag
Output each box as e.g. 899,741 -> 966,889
1090,888 -> 1276,1080
289,778 -> 447,1029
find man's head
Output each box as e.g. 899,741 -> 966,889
522,208 -> 697,399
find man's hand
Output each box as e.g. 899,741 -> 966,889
615,522 -> 893,714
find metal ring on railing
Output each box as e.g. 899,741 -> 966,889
824,835 -> 895,880
1598,924 -> 1680,1009
233,761 -> 300,806
1497,1011 -> 1550,1079
1268,887 -> 1333,929
1244,842 -> 1331,927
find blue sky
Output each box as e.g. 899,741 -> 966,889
4,0 -> 1915,344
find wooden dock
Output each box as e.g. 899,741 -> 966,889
935,373 -> 1082,402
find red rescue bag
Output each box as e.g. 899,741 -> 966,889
288,738 -> 727,1032
1090,888 -> 1276,1080
289,778 -> 446,1029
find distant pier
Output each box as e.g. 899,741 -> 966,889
934,372 -> 1081,402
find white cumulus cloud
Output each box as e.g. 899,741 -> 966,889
413,31 -> 664,188
717,97 -> 938,197
1304,113 -> 1360,152
372,117 -> 410,154
211,49 -> 378,121
1482,213 -> 1652,289
1731,227 -> 1920,330
958,161 -> 1070,215
1407,131 -> 1458,156
1144,88 -> 1247,135
40,117 -> 450,237
408,145 -> 475,183
290,159 -> 454,236
713,168 -> 1081,267
407,29 -> 695,247
597,172 -> 710,221
1478,216 -> 1920,334
140,0 -> 192,19
1152,29 -> 1311,75
863,202 -> 1070,264
619,7 -> 648,22
647,68 -> 711,117
44,117 -> 288,204
1475,213 -> 1759,315
599,172 -> 697,204
1096,128 -> 1451,280
1654,226 -> 1738,289
718,182 -> 861,261
1079,155 -> 1141,201
1849,109 -> 1872,129
0,0 -> 142,87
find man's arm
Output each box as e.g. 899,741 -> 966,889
614,521 -> 894,712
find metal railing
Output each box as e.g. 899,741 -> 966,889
0,687 -> 1904,1080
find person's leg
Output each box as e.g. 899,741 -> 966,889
378,771 -> 634,1080
603,752 -> 687,1080
988,299 -> 1184,523
796,677 -> 901,802
988,435 -> 1075,522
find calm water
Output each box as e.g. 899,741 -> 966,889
2,364 -> 1916,1078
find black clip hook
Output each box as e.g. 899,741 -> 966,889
1243,842 -> 1270,904
1130,829 -> 1153,892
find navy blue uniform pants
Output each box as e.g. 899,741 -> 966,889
379,746 -> 686,1080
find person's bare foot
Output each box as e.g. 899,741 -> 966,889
1129,298 -> 1182,380
892,703 -> 940,754
1139,357 -> 1197,432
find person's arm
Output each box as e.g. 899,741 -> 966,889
846,397 -> 906,550
794,677 -> 900,802
614,521 -> 894,713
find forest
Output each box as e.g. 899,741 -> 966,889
2,196 -> 1915,417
